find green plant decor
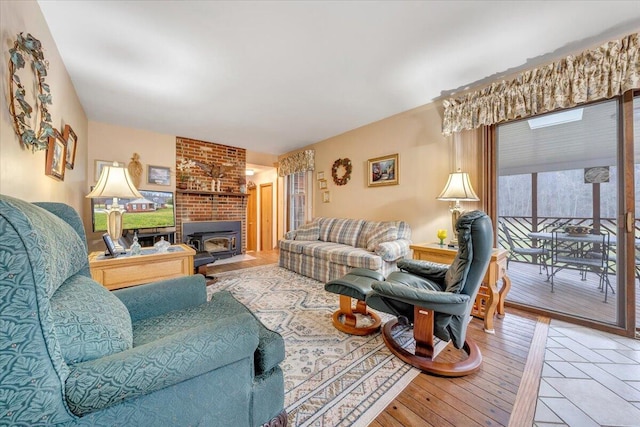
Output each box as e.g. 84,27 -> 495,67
8,32 -> 55,151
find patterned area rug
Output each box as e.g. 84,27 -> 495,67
206,264 -> 419,427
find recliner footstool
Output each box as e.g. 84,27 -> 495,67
325,268 -> 383,335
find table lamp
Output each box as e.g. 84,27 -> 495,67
86,162 -> 142,252
437,169 -> 479,245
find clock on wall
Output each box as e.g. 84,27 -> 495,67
584,166 -> 610,184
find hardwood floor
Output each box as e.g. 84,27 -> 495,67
209,250 -> 542,427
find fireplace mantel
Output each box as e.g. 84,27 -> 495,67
176,189 -> 248,197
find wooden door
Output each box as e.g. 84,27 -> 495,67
260,183 -> 273,250
247,187 -> 257,251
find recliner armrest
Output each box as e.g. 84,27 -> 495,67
114,275 -> 207,322
397,258 -> 449,281
370,281 -> 470,316
65,313 -> 259,416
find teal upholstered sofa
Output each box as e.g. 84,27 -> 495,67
0,195 -> 286,426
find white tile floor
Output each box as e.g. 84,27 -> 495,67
534,321 -> 640,427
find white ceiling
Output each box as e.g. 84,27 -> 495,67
38,1 -> 640,157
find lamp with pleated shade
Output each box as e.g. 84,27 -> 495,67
86,162 -> 142,252
437,169 -> 479,245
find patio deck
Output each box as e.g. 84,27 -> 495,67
504,261 -> 640,329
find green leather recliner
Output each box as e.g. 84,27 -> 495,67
366,210 -> 493,376
0,194 -> 286,426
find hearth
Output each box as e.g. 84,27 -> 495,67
182,220 -> 242,260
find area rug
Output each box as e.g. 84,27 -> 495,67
206,264 -> 419,427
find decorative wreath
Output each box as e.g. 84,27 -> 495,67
8,32 -> 55,151
331,158 -> 352,186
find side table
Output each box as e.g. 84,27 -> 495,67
88,244 -> 196,291
409,243 -> 511,333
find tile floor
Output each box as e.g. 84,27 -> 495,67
534,321 -> 640,427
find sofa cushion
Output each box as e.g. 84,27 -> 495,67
356,221 -> 379,248
294,221 -> 320,241
317,217 -> 337,241
51,274 -> 133,364
326,218 -> 365,246
300,241 -> 347,260
392,220 -> 412,240
328,247 -> 383,270
366,223 -> 398,251
279,239 -> 305,254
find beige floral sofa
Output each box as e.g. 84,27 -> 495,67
279,217 -> 412,283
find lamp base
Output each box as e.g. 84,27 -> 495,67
106,198 -> 126,252
449,203 -> 464,246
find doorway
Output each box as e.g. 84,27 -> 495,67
260,183 -> 273,251
247,187 -> 257,251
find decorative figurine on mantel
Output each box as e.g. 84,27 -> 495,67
128,153 -> 143,188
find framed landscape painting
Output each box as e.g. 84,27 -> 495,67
95,160 -> 125,181
368,153 -> 398,187
147,165 -> 171,186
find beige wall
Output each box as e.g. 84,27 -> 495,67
293,102 -> 481,245
0,0 -> 88,209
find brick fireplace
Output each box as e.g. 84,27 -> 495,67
175,137 -> 247,251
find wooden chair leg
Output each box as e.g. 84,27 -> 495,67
380,306 -> 482,377
331,295 -> 381,336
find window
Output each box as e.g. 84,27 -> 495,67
286,171 -> 309,231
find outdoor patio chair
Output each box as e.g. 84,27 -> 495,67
500,221 -> 549,275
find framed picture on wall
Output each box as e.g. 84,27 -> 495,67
147,165 -> 171,186
62,124 -> 77,170
45,134 -> 67,181
367,153 -> 399,187
318,179 -> 328,189
95,160 -> 125,181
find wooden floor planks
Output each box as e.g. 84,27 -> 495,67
212,250 -> 545,427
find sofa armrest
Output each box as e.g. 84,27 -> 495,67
114,275 -> 207,322
283,230 -> 297,240
374,238 -> 412,261
65,313 -> 259,416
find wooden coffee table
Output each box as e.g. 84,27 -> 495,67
88,244 -> 195,290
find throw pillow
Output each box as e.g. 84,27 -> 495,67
366,224 -> 398,251
294,221 -> 320,241
51,274 -> 133,364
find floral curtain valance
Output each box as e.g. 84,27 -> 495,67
442,32 -> 640,136
278,149 -> 315,176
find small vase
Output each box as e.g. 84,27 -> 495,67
177,182 -> 187,190
439,239 -> 444,246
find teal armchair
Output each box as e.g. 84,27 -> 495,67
0,195 -> 286,426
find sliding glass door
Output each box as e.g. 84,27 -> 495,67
497,99 -> 634,330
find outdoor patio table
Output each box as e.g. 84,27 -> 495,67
528,231 -> 617,302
